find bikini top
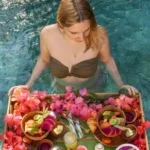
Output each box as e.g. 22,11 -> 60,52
49,56 -> 98,78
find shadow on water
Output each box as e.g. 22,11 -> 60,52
0,0 -> 150,148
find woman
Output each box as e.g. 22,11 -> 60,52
8,0 -> 138,95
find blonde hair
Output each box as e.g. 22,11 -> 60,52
56,0 -> 106,51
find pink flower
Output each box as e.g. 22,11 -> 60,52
119,94 -> 126,100
71,105 -> 80,117
65,92 -> 76,100
55,100 -> 62,108
15,127 -> 23,136
124,96 -> 134,105
24,97 -> 40,110
13,136 -> 23,144
96,104 -> 103,110
65,86 -> 72,92
75,97 -> 84,104
89,104 -> 96,109
4,114 -> 13,126
38,91 -> 47,100
13,116 -> 22,128
115,98 -> 123,106
79,88 -> 87,96
80,107 -> 91,120
105,97 -> 116,105
64,103 -> 72,111
18,103 -> 29,114
13,144 -> 27,150
32,90 -> 47,100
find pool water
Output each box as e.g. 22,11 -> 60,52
0,0 -> 150,148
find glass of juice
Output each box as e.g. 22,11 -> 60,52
63,132 -> 77,150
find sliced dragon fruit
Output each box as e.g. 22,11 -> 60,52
101,127 -> 113,136
115,127 -> 122,135
111,127 -> 117,136
44,118 -> 55,126
40,121 -> 53,131
44,115 -> 55,121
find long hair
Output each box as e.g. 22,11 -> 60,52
56,0 -> 105,51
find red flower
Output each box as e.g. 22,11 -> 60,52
143,120 -> 150,128
137,126 -> 145,135
0,133 -> 3,140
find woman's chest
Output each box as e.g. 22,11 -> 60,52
47,37 -> 99,68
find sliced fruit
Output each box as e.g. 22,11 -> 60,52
116,118 -> 125,126
25,119 -> 35,128
101,137 -> 112,144
114,111 -> 121,116
44,118 -> 55,126
40,121 -> 53,131
115,127 -> 122,134
109,118 -> 118,125
100,122 -> 111,129
111,127 -> 117,136
101,127 -> 113,136
53,125 -> 63,135
102,111 -> 114,116
37,118 -> 44,124
33,114 -> 42,120
115,118 -> 121,125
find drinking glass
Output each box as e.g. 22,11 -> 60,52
63,132 -> 77,150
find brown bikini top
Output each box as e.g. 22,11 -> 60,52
49,56 -> 98,78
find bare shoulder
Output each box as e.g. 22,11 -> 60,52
97,25 -> 108,38
40,24 -> 58,38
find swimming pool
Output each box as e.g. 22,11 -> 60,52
0,0 -> 150,148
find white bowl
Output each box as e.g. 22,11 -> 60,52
116,143 -> 139,150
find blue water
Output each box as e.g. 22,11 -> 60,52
0,0 -> 150,148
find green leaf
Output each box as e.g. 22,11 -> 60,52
30,126 -> 39,135
88,92 -> 97,100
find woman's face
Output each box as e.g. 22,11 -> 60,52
64,20 -> 91,43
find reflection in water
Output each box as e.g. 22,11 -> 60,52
0,0 -> 150,148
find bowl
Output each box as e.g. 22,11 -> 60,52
21,111 -> 49,141
36,139 -> 53,150
49,121 -> 66,139
124,109 -> 137,123
97,105 -> 126,137
116,143 -> 139,150
121,124 -> 137,141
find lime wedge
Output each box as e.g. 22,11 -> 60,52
109,118 -> 117,125
33,114 -> 42,120
116,118 -> 121,125
37,118 -> 44,124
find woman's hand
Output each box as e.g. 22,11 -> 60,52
8,85 -> 30,96
119,85 -> 139,96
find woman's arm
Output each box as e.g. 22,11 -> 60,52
26,28 -> 50,88
98,28 -> 138,95
25,56 -> 48,88
8,28 -> 50,95
98,34 -> 124,88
